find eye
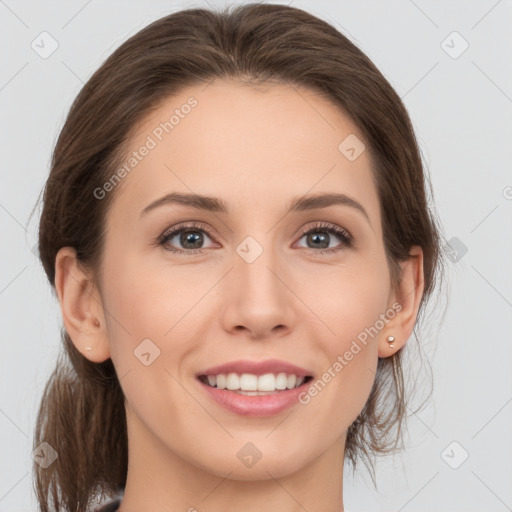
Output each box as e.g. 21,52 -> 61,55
295,221 -> 353,253
156,221 -> 217,255
155,220 -> 353,256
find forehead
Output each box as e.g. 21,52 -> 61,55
107,78 -> 380,226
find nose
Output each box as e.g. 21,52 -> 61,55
219,242 -> 296,340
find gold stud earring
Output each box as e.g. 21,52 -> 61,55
386,336 -> 395,348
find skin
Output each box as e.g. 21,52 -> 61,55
55,78 -> 424,512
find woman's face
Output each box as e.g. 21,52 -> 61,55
89,78 -> 407,479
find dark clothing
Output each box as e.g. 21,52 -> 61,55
93,498 -> 122,512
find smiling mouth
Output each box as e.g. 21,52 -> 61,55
197,373 -> 314,395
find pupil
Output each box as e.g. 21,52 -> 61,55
309,232 -> 328,249
181,230 -> 202,248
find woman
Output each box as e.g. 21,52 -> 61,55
32,2 -> 445,511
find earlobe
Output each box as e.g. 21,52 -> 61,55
54,247 -> 111,363
378,245 -> 425,357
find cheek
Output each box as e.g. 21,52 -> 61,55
101,258 -> 202,435
102,251 -> 199,341
98,257 -> 172,376
297,256 -> 389,414
304,255 -> 391,351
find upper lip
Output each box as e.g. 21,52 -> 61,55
197,359 -> 313,377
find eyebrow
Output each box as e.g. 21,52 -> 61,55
139,191 -> 371,225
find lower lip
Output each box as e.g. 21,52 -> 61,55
197,378 -> 311,417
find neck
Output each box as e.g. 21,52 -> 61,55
118,408 -> 346,512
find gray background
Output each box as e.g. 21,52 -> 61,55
1,0 -> 511,511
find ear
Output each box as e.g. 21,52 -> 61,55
54,246 -> 111,363
378,245 -> 425,357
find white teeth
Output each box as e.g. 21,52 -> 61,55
240,373 -> 258,391
216,374 -> 226,389
258,373 -> 275,391
226,373 -> 239,390
275,372 -> 288,390
202,372 -> 308,391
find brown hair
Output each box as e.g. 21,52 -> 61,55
31,2 -> 446,511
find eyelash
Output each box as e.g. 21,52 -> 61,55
155,221 -> 353,256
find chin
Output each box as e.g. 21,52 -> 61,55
196,442 -> 312,481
